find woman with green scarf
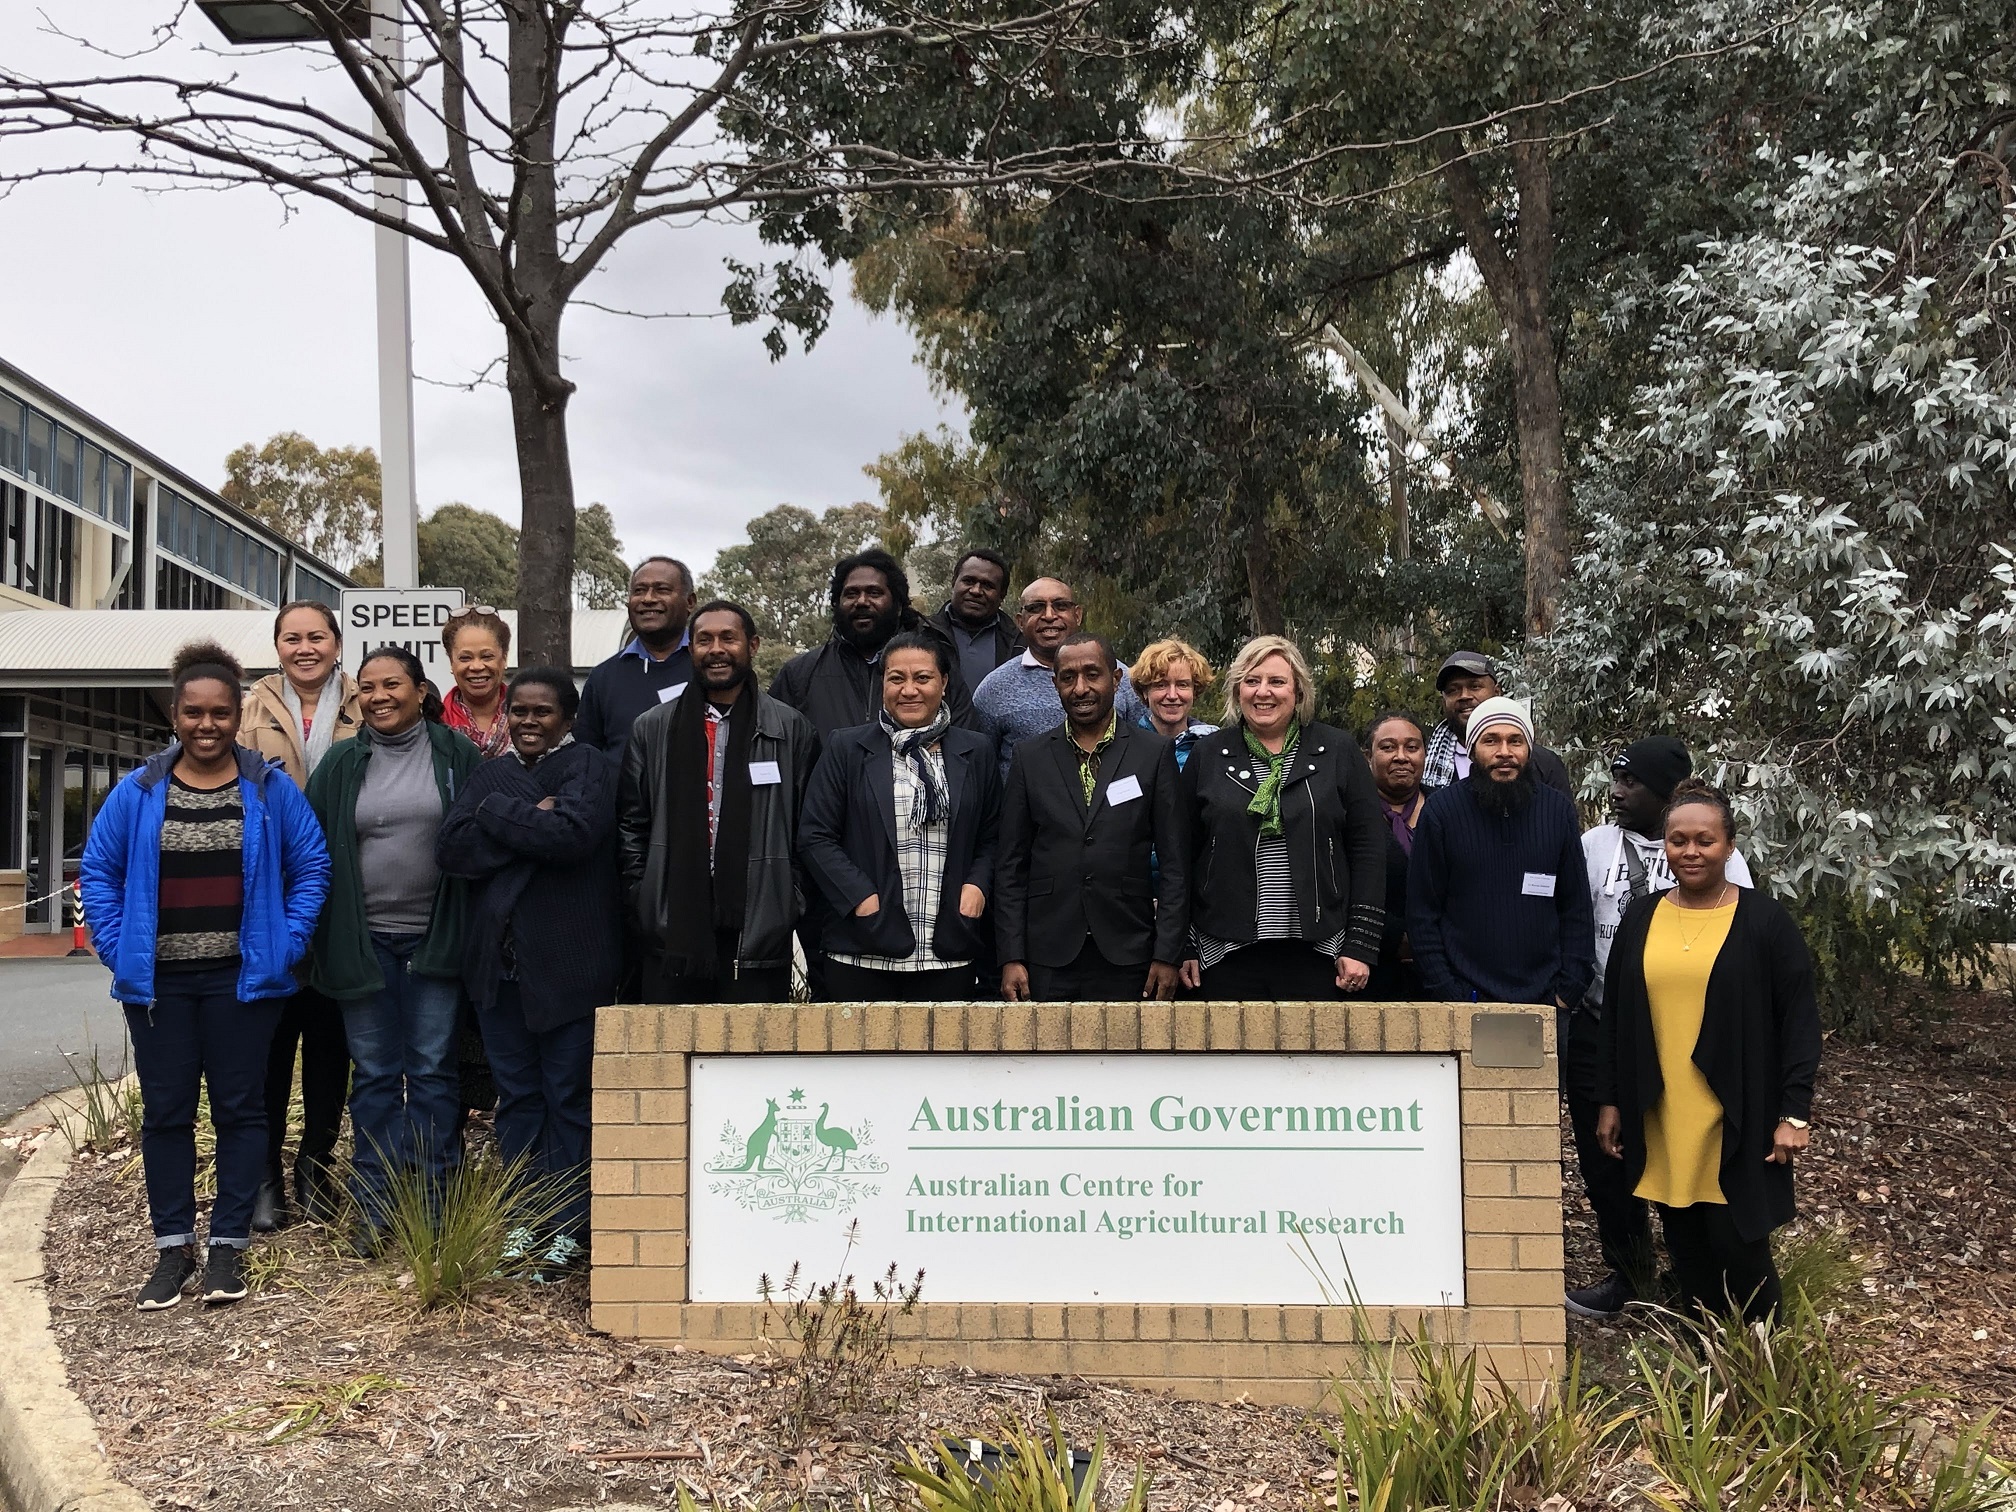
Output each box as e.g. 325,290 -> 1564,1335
1179,636 -> 1387,1000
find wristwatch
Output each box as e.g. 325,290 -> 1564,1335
1781,1117 -> 1810,1130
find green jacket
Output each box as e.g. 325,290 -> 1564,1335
305,721 -> 482,999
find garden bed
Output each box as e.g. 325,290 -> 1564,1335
37,990 -> 2016,1511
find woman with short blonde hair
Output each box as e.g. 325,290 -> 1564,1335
1129,637 -> 1218,768
1182,634 -> 1385,1001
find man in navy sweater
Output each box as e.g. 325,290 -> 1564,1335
1407,696 -> 1595,1009
574,556 -> 697,756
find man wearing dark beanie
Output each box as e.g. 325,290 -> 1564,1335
1564,734 -> 1755,1319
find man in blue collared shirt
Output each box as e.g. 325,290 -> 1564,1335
574,556 -> 696,755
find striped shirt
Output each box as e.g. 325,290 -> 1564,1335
829,743 -> 968,973
156,775 -> 244,970
1194,835 -> 1348,970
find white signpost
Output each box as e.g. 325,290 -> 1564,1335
687,1053 -> 1465,1306
339,587 -> 466,684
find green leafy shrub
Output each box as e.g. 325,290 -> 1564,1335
371,1147 -> 570,1309
896,1415 -> 1144,1512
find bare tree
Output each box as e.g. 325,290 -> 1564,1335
0,0 -> 1178,664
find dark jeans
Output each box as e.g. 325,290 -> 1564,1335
825,958 -> 976,1002
1200,940 -> 1341,1001
124,967 -> 282,1249
262,987 -> 351,1193
1658,1201 -> 1782,1324
1365,955 -> 1424,1001
1026,939 -> 1152,1002
475,981 -> 592,1241
1559,1007 -> 1657,1289
645,932 -> 793,1005
341,932 -> 463,1223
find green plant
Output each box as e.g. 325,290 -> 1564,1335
53,1034 -> 144,1155
1776,1225 -> 1866,1316
760,1220 -> 924,1439
896,1415 -> 1144,1512
213,1372 -> 404,1445
372,1145 -> 570,1309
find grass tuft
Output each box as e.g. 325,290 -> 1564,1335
896,1414 -> 1143,1512
369,1145 -> 571,1310
52,1032 -> 143,1155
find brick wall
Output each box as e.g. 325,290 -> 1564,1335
590,1001 -> 1563,1406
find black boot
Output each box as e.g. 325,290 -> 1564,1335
295,1157 -> 340,1225
251,1178 -> 286,1233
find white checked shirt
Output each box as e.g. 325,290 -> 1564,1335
829,742 -> 969,972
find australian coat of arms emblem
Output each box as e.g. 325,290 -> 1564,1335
703,1088 -> 888,1223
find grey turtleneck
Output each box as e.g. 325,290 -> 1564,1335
356,720 -> 442,933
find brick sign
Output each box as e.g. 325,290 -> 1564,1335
686,1053 -> 1464,1305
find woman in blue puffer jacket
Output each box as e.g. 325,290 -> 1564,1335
80,641 -> 330,1313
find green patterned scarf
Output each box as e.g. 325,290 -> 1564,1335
1243,720 -> 1301,839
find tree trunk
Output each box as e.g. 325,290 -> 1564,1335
1384,412 -> 1417,673
509,331 -> 576,669
1244,505 -> 1285,637
1438,128 -> 1569,637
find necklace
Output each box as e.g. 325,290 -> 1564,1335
1671,882 -> 1732,951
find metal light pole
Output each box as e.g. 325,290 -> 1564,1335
198,0 -> 418,587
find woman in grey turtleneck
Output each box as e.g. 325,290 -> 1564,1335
305,647 -> 481,1249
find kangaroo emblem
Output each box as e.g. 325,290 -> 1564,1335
731,1098 -> 781,1172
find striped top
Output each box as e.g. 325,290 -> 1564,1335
1195,835 -> 1348,969
156,775 -> 244,971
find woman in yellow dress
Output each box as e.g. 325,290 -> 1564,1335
1594,779 -> 1821,1322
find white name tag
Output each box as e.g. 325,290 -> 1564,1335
748,760 -> 783,786
1106,773 -> 1143,806
656,681 -> 689,705
1521,872 -> 1557,898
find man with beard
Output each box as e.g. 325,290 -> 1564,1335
769,549 -> 970,737
619,601 -> 819,1003
1407,696 -> 1594,1010
995,633 -> 1187,1003
575,557 -> 698,756
974,576 -> 1145,779
928,548 -> 1024,694
1563,734 -> 1756,1318
1420,651 -> 1573,796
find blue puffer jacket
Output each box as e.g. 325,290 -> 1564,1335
80,744 -> 332,1005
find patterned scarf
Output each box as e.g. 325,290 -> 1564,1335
443,686 -> 512,759
880,705 -> 952,829
1242,720 -> 1301,840
1421,718 -> 1463,790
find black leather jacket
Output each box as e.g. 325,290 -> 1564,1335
617,688 -> 821,970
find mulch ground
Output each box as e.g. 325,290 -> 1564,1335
34,988 -> 2016,1512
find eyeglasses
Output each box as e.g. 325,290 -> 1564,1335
1019,598 -> 1079,615
445,604 -> 501,621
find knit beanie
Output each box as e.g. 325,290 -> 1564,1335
1612,735 -> 1692,801
1464,695 -> 1534,751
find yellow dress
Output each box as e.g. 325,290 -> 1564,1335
1634,896 -> 1738,1208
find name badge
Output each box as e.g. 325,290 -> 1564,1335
1521,872 -> 1557,898
748,760 -> 783,786
656,680 -> 689,705
1106,773 -> 1143,806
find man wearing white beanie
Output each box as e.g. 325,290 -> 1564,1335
1406,695 -> 1594,1012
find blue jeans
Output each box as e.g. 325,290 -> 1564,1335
475,981 -> 592,1240
124,967 -> 283,1249
341,933 -> 462,1223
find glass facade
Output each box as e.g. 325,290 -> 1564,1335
156,485 -> 282,603
295,562 -> 345,608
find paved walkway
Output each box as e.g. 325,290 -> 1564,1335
0,957 -> 119,1125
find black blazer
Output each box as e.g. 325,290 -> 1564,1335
1594,887 -> 1823,1241
1183,720 -> 1387,964
798,722 -> 1000,961
994,720 -> 1189,969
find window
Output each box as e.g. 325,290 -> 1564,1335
52,427 -> 81,504
296,563 -> 343,608
106,459 -> 131,527
2,483 -> 25,590
0,398 -> 22,476
25,411 -> 51,488
156,558 -> 230,610
81,444 -> 104,520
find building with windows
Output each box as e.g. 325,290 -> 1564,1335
0,356 -> 358,937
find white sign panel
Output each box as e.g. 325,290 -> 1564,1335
688,1053 -> 1464,1306
339,588 -> 466,683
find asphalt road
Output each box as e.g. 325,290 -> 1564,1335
0,957 -> 124,1122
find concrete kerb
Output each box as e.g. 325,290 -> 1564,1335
0,1101 -> 151,1512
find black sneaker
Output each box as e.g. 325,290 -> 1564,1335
201,1244 -> 250,1305
1565,1271 -> 1635,1319
137,1246 -> 198,1311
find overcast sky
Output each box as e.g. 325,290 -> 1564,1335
0,5 -> 961,580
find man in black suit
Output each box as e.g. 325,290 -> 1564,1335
995,632 -> 1189,1002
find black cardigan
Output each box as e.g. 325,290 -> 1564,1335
1593,887 -> 1823,1241
797,722 -> 1000,962
1181,720 -> 1387,964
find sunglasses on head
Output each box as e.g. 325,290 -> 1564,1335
445,605 -> 501,621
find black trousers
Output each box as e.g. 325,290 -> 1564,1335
1658,1201 -> 1781,1323
825,958 -> 976,1002
1026,939 -> 1151,1002
262,987 -> 351,1193
645,929 -> 794,1004
1199,940 -> 1340,1001
1559,1007 -> 1657,1288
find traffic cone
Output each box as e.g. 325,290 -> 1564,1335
68,881 -> 92,957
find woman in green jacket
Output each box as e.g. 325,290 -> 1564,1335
306,647 -> 480,1244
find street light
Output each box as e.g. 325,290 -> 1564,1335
196,0 -> 419,591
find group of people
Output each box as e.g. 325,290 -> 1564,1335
79,544 -> 1821,1330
